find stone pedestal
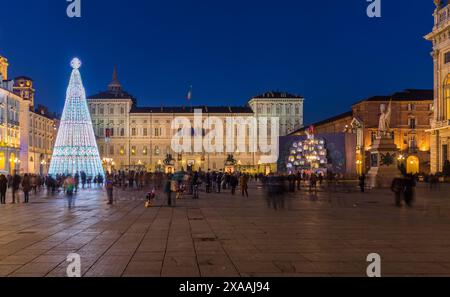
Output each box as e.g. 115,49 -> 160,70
367,136 -> 401,188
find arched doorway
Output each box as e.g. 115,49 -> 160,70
9,153 -> 15,174
0,152 -> 5,172
406,156 -> 419,175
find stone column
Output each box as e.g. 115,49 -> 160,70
430,130 -> 439,173
19,100 -> 31,173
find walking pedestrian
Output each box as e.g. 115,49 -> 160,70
164,179 -> 172,206
0,174 -> 7,204
22,174 -> 31,203
31,175 -> 37,194
105,175 -> 114,205
359,174 -> 366,193
403,175 -> 416,207
309,173 -> 317,193
230,173 -> 238,195
391,177 -> 404,207
240,174 -> 249,197
216,171 -> 222,193
12,174 -> 21,204
65,176 -> 75,208
192,172 -> 199,199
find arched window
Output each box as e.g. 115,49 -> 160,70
443,74 -> 450,120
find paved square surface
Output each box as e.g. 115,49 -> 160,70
1,182 -> 450,277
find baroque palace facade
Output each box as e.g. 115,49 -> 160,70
0,55 -> 58,175
87,69 -> 304,173
426,1 -> 450,173
290,89 -> 434,175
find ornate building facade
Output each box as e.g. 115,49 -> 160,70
426,1 -> 450,173
290,89 -> 434,175
87,69 -> 304,173
27,105 -> 58,175
0,73 -> 30,174
248,91 -> 304,136
0,54 -> 58,175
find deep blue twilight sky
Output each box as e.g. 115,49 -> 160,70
0,0 -> 436,124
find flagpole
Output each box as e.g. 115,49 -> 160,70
188,85 -> 193,112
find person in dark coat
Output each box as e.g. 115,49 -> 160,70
391,177 -> 404,207
12,174 -> 22,204
296,171 -> 302,191
240,174 -> 249,197
0,174 -> 7,204
359,174 -> 366,193
216,171 -> 223,193
403,175 -> 416,207
22,174 -> 31,203
164,178 -> 172,206
230,174 -> 238,195
105,175 -> 114,205
192,172 -> 200,199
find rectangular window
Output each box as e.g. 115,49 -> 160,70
409,136 -> 417,149
155,128 -> 160,137
371,131 -> 377,143
131,146 -> 136,155
109,146 -> 114,155
143,128 -> 148,136
132,128 -> 137,136
443,145 -> 449,163
445,52 -> 450,64
143,146 -> 148,155
408,118 -> 416,129
120,146 -> 125,155
120,128 -> 125,136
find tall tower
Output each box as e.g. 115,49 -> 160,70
0,56 -> 8,80
425,0 -> 450,173
49,58 -> 104,177
108,65 -> 122,92
13,76 -> 35,109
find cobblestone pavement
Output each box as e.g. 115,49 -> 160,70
0,182 -> 450,277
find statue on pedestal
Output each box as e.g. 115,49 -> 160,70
367,99 -> 400,188
435,0 -> 443,9
378,100 -> 392,137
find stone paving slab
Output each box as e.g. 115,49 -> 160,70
1,183 -> 450,276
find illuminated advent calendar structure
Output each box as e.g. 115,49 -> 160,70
286,126 -> 328,172
48,58 -> 104,177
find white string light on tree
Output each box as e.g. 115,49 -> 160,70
48,58 -> 104,178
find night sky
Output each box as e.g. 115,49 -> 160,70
0,0 -> 436,124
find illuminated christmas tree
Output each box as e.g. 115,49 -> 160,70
48,58 -> 104,178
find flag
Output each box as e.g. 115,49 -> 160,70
186,85 -> 192,101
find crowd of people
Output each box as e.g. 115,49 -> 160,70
0,173 -> 46,204
0,171 -> 105,206
104,169 -> 255,207
0,167 -> 428,209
